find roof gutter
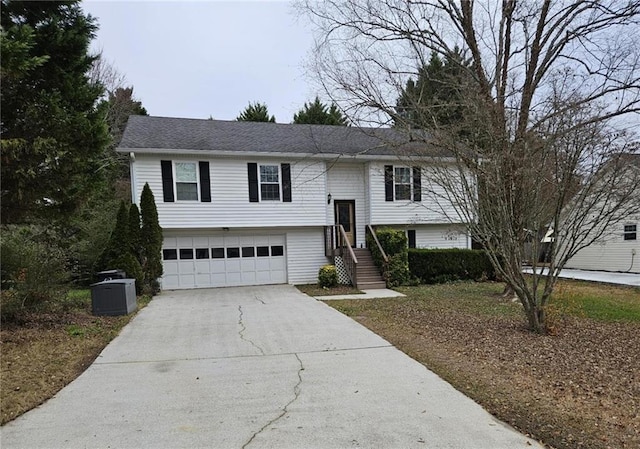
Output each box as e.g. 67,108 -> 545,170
116,147 -> 457,162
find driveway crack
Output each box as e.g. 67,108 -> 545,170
242,353 -> 304,448
238,305 -> 265,355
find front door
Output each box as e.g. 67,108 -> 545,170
335,200 -> 356,247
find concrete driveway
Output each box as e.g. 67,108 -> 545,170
2,285 -> 541,448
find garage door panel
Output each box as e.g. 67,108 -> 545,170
224,236 -> 240,246
162,233 -> 287,290
177,237 -> 193,247
256,259 -> 271,271
209,236 -> 224,247
226,272 -> 242,285
180,274 -> 195,288
164,261 -> 179,275
211,260 -> 225,273
254,235 -> 270,246
211,273 -> 226,285
196,274 -> 211,286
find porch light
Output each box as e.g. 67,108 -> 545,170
327,193 -> 332,204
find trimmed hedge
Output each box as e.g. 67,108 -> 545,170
408,248 -> 496,284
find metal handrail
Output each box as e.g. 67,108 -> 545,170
366,225 -> 389,263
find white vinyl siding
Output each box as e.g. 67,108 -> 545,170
132,155 -> 326,229
565,222 -> 640,273
369,162 -> 461,225
326,163 -> 367,247
285,227 -> 330,284
411,224 -> 470,249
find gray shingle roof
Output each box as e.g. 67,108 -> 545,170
118,115 -> 448,158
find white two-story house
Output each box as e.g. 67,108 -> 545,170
118,116 -> 471,290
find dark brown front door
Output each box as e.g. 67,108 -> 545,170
335,200 -> 355,247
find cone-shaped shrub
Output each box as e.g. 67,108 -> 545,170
140,183 -> 163,294
128,203 -> 142,263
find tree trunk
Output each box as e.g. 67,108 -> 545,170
501,283 -> 518,301
525,306 -> 547,334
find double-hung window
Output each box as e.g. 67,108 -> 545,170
175,162 -> 199,201
385,165 -> 421,202
260,165 -> 280,201
624,224 -> 637,241
160,160 -> 211,203
394,167 -> 411,200
248,162 -> 291,203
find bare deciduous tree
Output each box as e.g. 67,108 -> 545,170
297,0 -> 640,333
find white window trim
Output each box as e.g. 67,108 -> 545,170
259,164 -> 281,202
174,161 -> 200,202
394,166 -> 412,201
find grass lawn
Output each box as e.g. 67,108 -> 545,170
327,279 -> 640,449
1,290 -> 152,425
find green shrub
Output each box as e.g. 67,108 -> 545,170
366,227 -> 410,287
140,183 -> 163,295
408,248 -> 496,284
1,226 -> 70,321
385,253 -> 411,287
318,264 -> 338,288
111,253 -> 144,294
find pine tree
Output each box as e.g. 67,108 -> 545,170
140,183 -> 163,294
97,201 -> 129,269
97,201 -> 143,292
1,0 -> 109,223
293,97 -> 348,125
395,49 -> 472,132
236,102 -> 276,122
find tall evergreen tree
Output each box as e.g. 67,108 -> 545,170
395,49 -> 472,133
128,203 -> 142,263
97,201 -> 129,271
1,0 -> 109,224
140,183 -> 163,294
236,102 -> 276,122
293,97 -> 349,125
97,201 -> 143,291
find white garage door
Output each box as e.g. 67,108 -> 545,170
161,234 -> 287,289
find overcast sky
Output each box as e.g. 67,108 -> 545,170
83,0 -> 318,123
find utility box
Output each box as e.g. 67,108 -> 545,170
96,269 -> 126,282
91,279 -> 137,316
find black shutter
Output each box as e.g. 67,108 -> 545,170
248,163 -> 259,202
199,161 -> 211,202
384,165 -> 394,202
281,163 -> 291,202
161,160 -> 174,202
412,166 -> 422,202
408,230 -> 416,248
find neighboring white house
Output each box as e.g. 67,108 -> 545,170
563,220 -> 639,273
562,154 -> 640,274
118,116 -> 471,290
